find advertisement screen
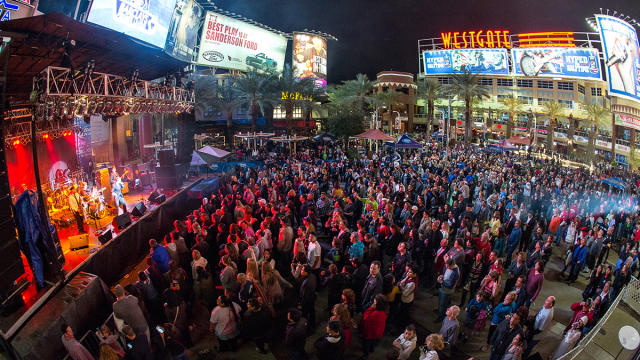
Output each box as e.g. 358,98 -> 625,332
293,33 -> 327,87
87,0 -> 176,48
165,0 -> 203,62
423,49 -> 509,75
511,47 -> 602,80
196,11 -> 287,73
596,15 -> 640,102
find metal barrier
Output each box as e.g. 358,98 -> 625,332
62,314 -> 123,360
558,276 -> 640,360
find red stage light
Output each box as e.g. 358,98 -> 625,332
42,134 -> 49,140
13,139 -> 20,145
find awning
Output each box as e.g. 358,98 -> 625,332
385,134 -> 423,148
353,129 -> 395,141
506,136 -> 531,146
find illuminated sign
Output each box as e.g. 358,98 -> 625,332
423,48 -> 509,75
87,0 -> 176,48
441,30 -> 511,49
165,0 -> 204,62
0,0 -> 20,21
518,32 -> 575,47
281,91 -> 311,101
614,113 -> 640,131
596,15 -> 640,102
511,47 -> 601,79
293,33 -> 328,87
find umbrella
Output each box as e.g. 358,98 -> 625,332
313,132 -> 336,143
353,129 -> 396,141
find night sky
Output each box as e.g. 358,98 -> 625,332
214,0 -> 640,84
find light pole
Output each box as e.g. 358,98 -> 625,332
527,108 -> 537,152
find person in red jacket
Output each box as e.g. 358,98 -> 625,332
359,294 -> 388,359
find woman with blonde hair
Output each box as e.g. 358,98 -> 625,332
330,303 -> 353,347
419,333 -> 444,360
260,261 -> 292,306
246,258 -> 260,283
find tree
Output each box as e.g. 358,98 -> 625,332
443,69 -> 490,144
277,64 -> 315,134
542,101 -> 563,152
235,70 -> 278,131
499,95 -> 523,139
374,89 -> 402,133
325,107 -> 365,144
584,102 -> 609,163
417,78 -> 441,139
338,73 -> 376,113
195,74 -> 242,146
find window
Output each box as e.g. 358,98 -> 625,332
517,79 -> 533,88
497,78 -> 513,87
557,82 -> 574,91
479,78 -> 493,86
396,87 -> 409,95
497,94 -> 510,101
537,98 -> 553,105
438,77 -> 452,85
518,96 -> 533,105
578,84 -> 585,94
558,99 -> 573,108
537,80 -> 553,89
591,87 -> 602,96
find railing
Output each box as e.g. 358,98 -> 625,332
62,314 -> 123,360
558,277 -> 640,360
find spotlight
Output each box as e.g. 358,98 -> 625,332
12,139 -> 20,145
42,134 -> 49,140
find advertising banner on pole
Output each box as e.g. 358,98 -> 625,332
596,15 -> 640,102
423,48 -> 509,75
165,0 -> 203,62
511,47 -> 602,79
87,0 -> 177,48
292,32 -> 327,87
196,11 -> 287,73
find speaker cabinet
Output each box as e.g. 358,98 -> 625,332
112,213 -> 132,231
131,202 -> 146,217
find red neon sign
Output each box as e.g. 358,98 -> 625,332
441,30 -> 511,49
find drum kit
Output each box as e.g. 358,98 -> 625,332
46,181 -> 110,229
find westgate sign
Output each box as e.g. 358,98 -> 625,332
441,30 -> 512,49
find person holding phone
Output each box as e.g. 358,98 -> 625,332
122,325 -> 152,360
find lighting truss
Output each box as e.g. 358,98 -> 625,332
33,66 -> 195,117
4,116 -> 86,148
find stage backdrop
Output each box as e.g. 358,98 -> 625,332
5,136 -> 80,197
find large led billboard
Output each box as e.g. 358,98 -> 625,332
165,0 -> 203,62
423,49 -> 509,75
87,0 -> 176,48
511,47 -> 602,80
293,33 -> 327,87
596,15 -> 640,102
196,11 -> 287,73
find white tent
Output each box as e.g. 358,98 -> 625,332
190,151 -> 207,166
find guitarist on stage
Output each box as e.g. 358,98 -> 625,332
69,185 -> 87,234
112,176 -> 128,215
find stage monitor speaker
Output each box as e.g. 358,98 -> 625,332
154,194 -> 166,204
98,229 -> 112,244
69,233 -> 89,251
131,202 -> 146,217
158,149 -> 175,167
148,190 -> 160,203
112,213 -> 132,231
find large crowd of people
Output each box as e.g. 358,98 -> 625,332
62,141 -> 640,360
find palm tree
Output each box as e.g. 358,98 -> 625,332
277,64 -> 315,134
196,74 -> 242,146
374,89 -> 402,133
542,101 -> 563,152
417,78 -> 441,139
584,102 -> 609,163
235,70 -> 278,131
499,95 -> 523,139
339,73 -> 376,114
443,69 -> 490,144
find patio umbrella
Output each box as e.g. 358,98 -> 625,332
313,132 -> 337,143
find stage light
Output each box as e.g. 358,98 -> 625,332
13,139 -> 20,145
42,134 -> 49,140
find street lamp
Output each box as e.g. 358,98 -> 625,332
527,108 -> 537,151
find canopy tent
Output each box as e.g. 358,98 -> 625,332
384,134 -> 423,149
235,132 -> 275,149
602,177 -> 627,190
195,146 -> 232,165
353,129 -> 396,141
506,136 -> 531,146
190,151 -> 208,166
270,135 -> 309,153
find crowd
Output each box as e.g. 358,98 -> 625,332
61,141 -> 640,360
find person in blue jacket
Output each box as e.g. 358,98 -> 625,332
505,220 -> 522,267
567,238 -> 588,284
149,238 -> 170,274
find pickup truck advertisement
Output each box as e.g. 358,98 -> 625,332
196,10 -> 287,73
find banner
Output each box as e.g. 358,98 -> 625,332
423,48 -> 509,75
165,0 -> 203,62
87,0 -> 176,48
511,47 -> 602,79
614,113 -> 640,131
196,11 -> 287,73
293,33 -> 328,87
596,15 -> 640,102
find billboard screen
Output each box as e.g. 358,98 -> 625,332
196,11 -> 287,73
423,49 -> 509,75
293,33 -> 328,87
511,47 -> 602,80
596,15 -> 640,102
165,0 -> 203,62
87,0 -> 176,48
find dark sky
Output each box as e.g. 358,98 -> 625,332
214,0 -> 640,84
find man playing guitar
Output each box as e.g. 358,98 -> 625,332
68,185 -> 87,234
